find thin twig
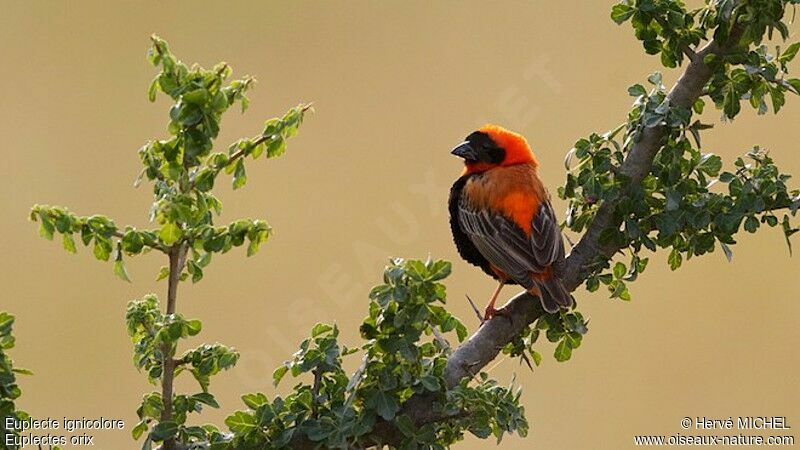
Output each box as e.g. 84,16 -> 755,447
344,354 -> 369,408
311,368 -> 322,415
429,324 -> 451,354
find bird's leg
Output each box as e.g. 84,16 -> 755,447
483,281 -> 507,321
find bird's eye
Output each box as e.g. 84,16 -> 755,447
487,147 -> 505,164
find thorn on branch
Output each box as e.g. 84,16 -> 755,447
519,352 -> 534,372
465,295 -> 483,324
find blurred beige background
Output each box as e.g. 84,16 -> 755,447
1,1 -> 798,449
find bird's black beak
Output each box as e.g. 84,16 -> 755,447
451,141 -> 477,161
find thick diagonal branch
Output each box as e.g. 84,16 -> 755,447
287,33 -> 742,450
560,34 -> 740,290
440,33 -> 742,406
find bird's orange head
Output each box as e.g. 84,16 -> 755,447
451,124 -> 538,175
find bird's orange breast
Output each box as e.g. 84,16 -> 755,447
462,163 -> 546,236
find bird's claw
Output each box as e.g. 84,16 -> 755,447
466,294 -> 512,327
483,306 -> 512,326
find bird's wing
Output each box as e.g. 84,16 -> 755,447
457,200 -> 564,288
529,201 -> 566,270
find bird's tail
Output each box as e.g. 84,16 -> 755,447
533,276 -> 574,313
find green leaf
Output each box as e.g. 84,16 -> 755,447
272,365 -> 288,386
185,319 -> 202,336
427,260 -> 452,281
611,4 -> 635,24
251,142 -> 266,159
368,391 -> 400,421
420,375 -> 441,392
779,42 -> 800,63
668,249 -> 682,270
147,77 -> 159,102
225,411 -> 257,433
586,276 -> 600,292
93,239 -> 111,261
455,322 -> 468,342
765,215 -> 778,227
241,393 -> 268,409
311,323 -> 333,337
187,260 -> 203,283
723,86 -> 741,119
396,415 -> 417,438
744,216 -> 759,233
647,72 -> 663,86
38,215 -> 55,240
149,421 -> 178,441
156,266 -> 170,281
114,260 -> 132,282
232,159 -> 247,190
628,84 -> 647,97
769,85 -> 786,114
697,154 -> 722,176
195,168 -> 215,192
159,223 -> 183,246
554,339 -> 572,362
693,98 -> 705,114
618,286 -> 631,301
246,238 -> 261,256
192,392 -> 219,408
266,136 -> 286,158
530,350 -> 542,366
183,88 -> 208,105
122,230 -> 145,254
782,215 -> 796,255
787,78 -> 800,95
613,262 -> 626,279
132,421 -> 149,440
62,234 -> 77,253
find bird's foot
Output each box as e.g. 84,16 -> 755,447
482,306 -> 512,326
466,294 -> 512,327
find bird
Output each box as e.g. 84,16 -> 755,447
448,124 -> 573,320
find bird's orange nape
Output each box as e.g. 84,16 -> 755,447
478,124 -> 538,168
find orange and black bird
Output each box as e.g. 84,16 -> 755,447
448,125 -> 573,319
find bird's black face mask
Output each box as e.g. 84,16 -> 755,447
450,131 -> 506,164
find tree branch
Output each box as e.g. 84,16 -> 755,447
561,30 -> 741,291
434,31 -> 746,420
443,292 -> 544,388
161,243 -> 187,450
286,28 -> 746,450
